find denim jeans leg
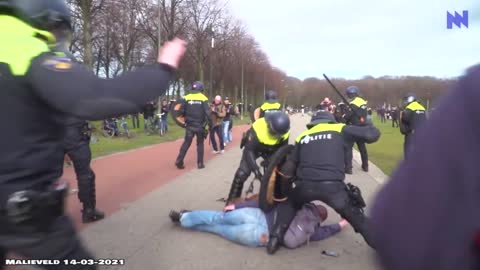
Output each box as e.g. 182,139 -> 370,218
181,208 -> 268,247
223,122 -> 229,143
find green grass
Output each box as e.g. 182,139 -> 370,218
362,117 -> 404,175
88,115 -> 251,159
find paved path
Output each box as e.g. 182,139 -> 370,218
19,115 -> 387,270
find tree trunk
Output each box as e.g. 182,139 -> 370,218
79,0 -> 93,69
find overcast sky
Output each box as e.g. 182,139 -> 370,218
228,0 -> 479,80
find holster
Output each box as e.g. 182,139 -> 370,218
346,183 -> 366,209
81,122 -> 92,141
4,180 -> 68,232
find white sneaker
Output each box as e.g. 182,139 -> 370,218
224,143 -> 227,146
213,151 -> 219,154
221,150 -> 225,154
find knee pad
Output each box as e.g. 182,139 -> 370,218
234,169 -> 249,182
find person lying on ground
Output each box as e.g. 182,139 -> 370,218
169,196 -> 348,248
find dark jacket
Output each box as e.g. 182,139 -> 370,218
371,65 -> 480,270
234,200 -> 341,248
285,123 -> 380,181
243,118 -> 290,173
0,15 -> 174,204
345,97 -> 368,126
179,92 -> 212,130
400,101 -> 426,135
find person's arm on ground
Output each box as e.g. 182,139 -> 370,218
28,38 -> 186,120
309,219 -> 347,241
342,124 -> 381,144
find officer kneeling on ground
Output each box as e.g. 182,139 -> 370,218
225,112 -> 290,205
0,0 -> 186,268
399,93 -> 426,159
267,109 -> 380,254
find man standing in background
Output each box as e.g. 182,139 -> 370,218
210,95 -> 226,154
223,97 -> 234,145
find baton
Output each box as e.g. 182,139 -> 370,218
323,74 -> 365,123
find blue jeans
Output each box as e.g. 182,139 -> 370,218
180,208 -> 269,247
222,121 -> 232,143
160,118 -> 168,131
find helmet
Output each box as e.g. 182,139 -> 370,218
191,81 -> 204,92
307,109 -> 336,128
266,112 -> 290,137
403,93 -> 417,107
0,0 -> 72,31
265,90 -> 277,101
345,86 -> 360,99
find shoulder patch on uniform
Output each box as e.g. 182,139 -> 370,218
42,56 -> 72,71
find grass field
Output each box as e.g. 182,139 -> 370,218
363,117 -> 404,175
88,115 -> 251,159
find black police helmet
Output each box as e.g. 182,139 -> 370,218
307,110 -> 336,129
345,86 -> 360,99
0,0 -> 72,31
266,112 -> 290,137
403,93 -> 417,106
265,90 -> 277,101
191,81 -> 204,92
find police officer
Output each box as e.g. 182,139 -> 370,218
344,86 -> 369,173
175,81 -> 212,170
399,93 -> 426,159
64,118 -> 105,223
225,112 -> 290,205
0,0 -> 186,267
52,40 -> 106,224
266,110 -> 380,254
251,90 -> 282,122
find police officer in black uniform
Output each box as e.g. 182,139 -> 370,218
266,109 -> 380,254
400,93 -> 426,159
344,86 -> 369,173
251,90 -> 282,122
64,118 -> 104,223
0,0 -> 186,267
175,81 -> 212,170
225,112 -> 290,205
51,36 -> 105,224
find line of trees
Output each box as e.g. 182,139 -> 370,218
67,0 -> 456,109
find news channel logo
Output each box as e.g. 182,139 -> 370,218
446,10 -> 469,29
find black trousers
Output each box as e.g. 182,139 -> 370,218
64,127 -> 97,210
226,151 -> 255,201
345,140 -> 368,169
392,119 -> 399,127
404,133 -> 414,159
272,181 -> 375,248
0,215 -> 96,270
176,128 -> 205,164
209,125 -> 224,152
131,114 -> 140,129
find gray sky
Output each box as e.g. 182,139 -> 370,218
228,0 -> 479,79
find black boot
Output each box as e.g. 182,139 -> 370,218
225,178 -> 244,206
198,162 -> 205,169
169,209 -> 191,223
267,224 -> 288,255
82,208 -> 105,223
175,161 -> 185,169
362,165 -> 369,172
345,167 -> 353,174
